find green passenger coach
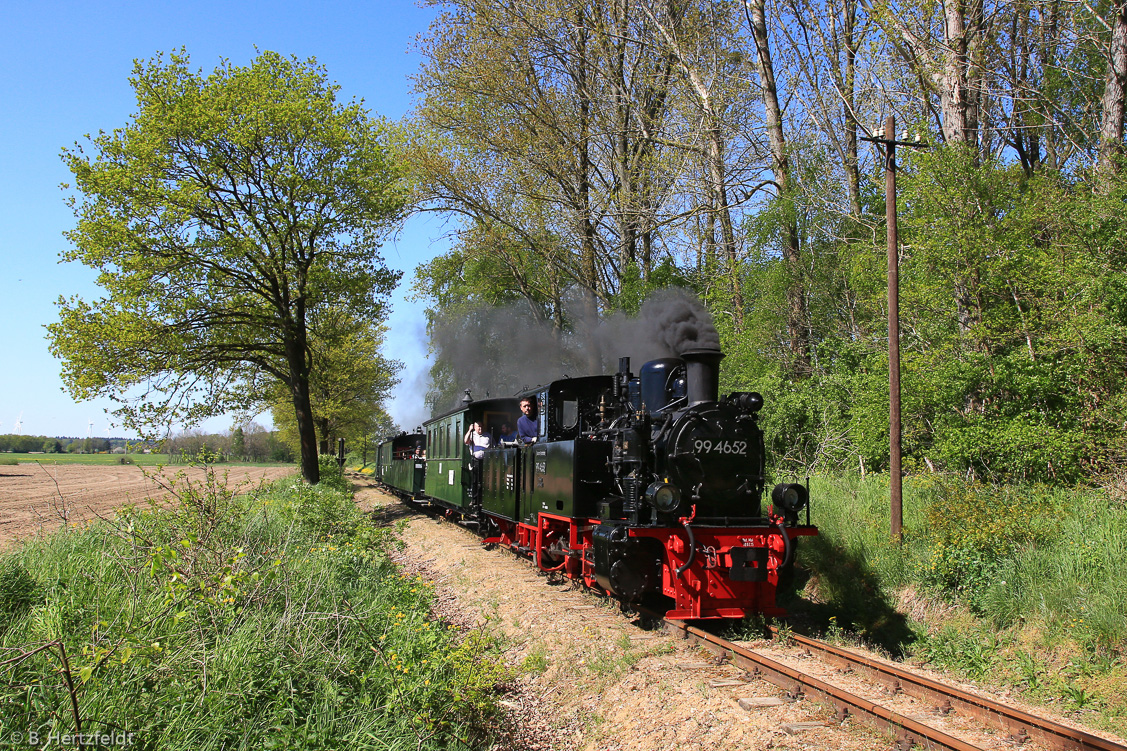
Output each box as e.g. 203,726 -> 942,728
374,431 -> 426,498
423,396 -> 522,512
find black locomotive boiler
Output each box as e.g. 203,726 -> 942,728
375,344 -> 816,620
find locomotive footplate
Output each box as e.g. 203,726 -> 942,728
728,546 -> 769,582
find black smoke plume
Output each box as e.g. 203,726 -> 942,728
424,287 -> 720,414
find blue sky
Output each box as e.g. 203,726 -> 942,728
0,1 -> 447,438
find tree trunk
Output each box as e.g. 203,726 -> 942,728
286,329 -> 320,484
1099,1 -> 1127,184
843,0 -> 863,217
705,125 -> 745,330
944,0 -> 986,150
575,5 -> 603,372
748,0 -> 808,374
317,416 -> 331,456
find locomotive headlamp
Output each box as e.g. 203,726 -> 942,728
644,481 -> 682,513
771,483 -> 809,514
734,391 -> 764,413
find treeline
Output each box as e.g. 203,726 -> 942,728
0,428 -> 296,463
0,434 -> 117,454
405,0 -> 1127,484
164,425 -> 294,464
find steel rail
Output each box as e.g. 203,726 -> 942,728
663,618 -> 1126,751
768,627 -> 1126,751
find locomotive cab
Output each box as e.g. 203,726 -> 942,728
517,377 -> 614,522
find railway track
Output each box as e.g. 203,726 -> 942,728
663,617 -> 1126,751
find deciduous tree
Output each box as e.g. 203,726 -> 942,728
49,50 -> 404,483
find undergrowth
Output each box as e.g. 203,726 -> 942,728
0,457 -> 510,749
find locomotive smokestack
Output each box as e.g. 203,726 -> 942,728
681,347 -> 724,406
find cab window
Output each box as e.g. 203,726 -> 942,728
561,399 -> 579,430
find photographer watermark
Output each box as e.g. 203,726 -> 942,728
4,731 -> 136,747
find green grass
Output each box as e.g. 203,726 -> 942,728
0,459 -> 510,749
783,472 -> 1127,732
2,453 -> 292,468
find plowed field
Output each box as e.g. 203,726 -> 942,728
0,462 -> 296,549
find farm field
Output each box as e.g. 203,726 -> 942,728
0,452 -> 287,467
0,462 -> 296,549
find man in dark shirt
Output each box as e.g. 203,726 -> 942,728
517,397 -> 538,444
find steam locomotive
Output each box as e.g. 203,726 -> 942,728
375,344 -> 816,620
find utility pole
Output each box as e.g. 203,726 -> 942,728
861,115 -> 928,543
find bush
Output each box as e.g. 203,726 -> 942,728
317,454 -> 351,494
914,477 -> 1065,610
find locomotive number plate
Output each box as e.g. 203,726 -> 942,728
693,439 -> 748,455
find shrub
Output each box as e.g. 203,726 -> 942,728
914,476 -> 1064,610
317,454 -> 351,494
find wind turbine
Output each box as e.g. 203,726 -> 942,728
88,420 -> 94,439
14,413 -> 23,435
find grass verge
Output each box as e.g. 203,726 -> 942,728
0,457 -> 510,749
779,472 -> 1126,734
